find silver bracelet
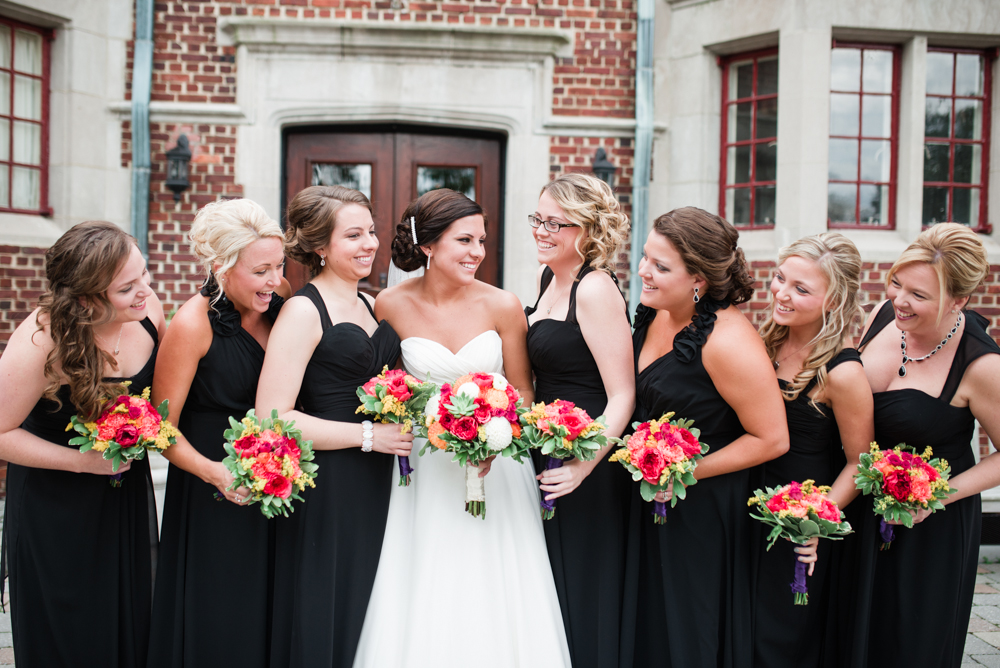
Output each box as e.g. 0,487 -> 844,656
361,420 -> 374,453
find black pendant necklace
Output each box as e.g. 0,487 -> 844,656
898,313 -> 962,378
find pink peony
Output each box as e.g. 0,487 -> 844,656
115,424 -> 140,446
263,475 -> 292,499
765,494 -> 789,513
883,468 -> 912,502
361,379 -> 378,396
473,402 -> 492,425
449,416 -> 479,441
559,412 -> 589,440
386,376 -> 413,402
635,446 -> 666,484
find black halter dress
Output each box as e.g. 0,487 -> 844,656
525,265 -> 633,668
622,300 -> 753,668
858,302 -> 998,668
148,280 -> 284,668
5,317 -> 159,668
268,284 -> 401,668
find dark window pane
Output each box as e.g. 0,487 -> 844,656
756,97 -> 777,139
758,57 -> 778,96
953,144 -> 981,184
416,167 -> 476,199
729,145 -> 751,184
727,188 -> 751,226
925,51 -> 954,96
831,48 -> 861,92
829,138 -> 859,181
922,186 -> 949,225
955,53 -> 983,97
952,188 -> 974,225
828,183 -> 857,223
734,61 -> 753,99
312,163 -> 372,198
754,186 -> 776,226
862,94 -> 891,138
729,102 -> 753,142
954,99 -> 983,140
923,143 -> 950,182
755,142 -> 777,181
862,50 -> 893,93
924,97 -> 951,138
830,93 -> 860,136
860,139 -> 891,182
859,184 -> 889,224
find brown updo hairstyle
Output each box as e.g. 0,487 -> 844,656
284,185 -> 373,277
391,189 -> 487,272
540,173 -> 630,275
652,206 -> 754,304
35,221 -> 138,420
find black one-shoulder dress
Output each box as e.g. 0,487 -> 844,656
148,281 -> 284,668
858,302 -> 999,668
268,284 -> 401,668
751,348 -> 862,668
525,266 -> 633,668
621,300 -> 753,668
5,317 -> 159,668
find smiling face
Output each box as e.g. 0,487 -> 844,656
424,214 -> 486,285
320,203 -> 378,282
218,236 -> 285,313
888,262 -> 964,334
103,244 -> 153,323
532,190 -> 584,269
770,255 -> 830,330
636,229 -> 704,311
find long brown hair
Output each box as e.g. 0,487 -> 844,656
36,222 -> 137,420
392,189 -> 487,272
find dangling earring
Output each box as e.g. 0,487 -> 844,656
693,287 -> 700,304
426,253 -> 432,270
218,275 -> 228,303
320,255 -> 326,267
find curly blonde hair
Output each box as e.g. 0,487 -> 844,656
540,173 -> 629,276
759,232 -> 864,408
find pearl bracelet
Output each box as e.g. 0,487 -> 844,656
361,420 -> 374,453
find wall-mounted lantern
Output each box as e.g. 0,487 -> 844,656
166,135 -> 192,202
592,147 -> 617,188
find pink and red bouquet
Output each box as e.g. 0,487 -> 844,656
520,399 -> 608,520
356,365 -> 438,486
67,384 -> 179,486
748,480 -> 852,605
222,409 -> 317,519
854,442 -> 953,548
609,412 -> 708,524
421,372 -> 527,518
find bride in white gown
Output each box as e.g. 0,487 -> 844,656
354,190 -> 570,668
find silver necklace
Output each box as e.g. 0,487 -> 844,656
898,313 -> 961,378
546,280 -> 572,315
100,323 -> 125,356
773,342 -> 809,370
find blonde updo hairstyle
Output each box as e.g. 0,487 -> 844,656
885,222 -> 988,324
284,185 -> 373,277
188,198 -> 284,303
540,173 -> 630,275
759,232 -> 864,407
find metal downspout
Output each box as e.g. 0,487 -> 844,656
130,0 -> 154,256
629,0 -> 654,316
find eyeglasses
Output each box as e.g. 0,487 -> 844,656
528,214 -> 579,233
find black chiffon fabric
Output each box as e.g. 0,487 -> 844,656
5,318 -> 159,668
622,300 -> 753,668
856,301 -> 998,668
148,280 -> 284,668
268,284 -> 401,668
751,349 -> 862,668
525,266 -> 633,668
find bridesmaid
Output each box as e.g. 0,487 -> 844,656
0,222 -> 165,667
525,173 -> 635,667
148,198 -> 290,667
623,207 -> 788,668
256,185 -> 412,668
751,233 -> 873,667
857,223 -> 1000,668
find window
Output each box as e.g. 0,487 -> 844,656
720,49 -> 778,229
828,43 -> 899,228
0,18 -> 49,214
922,48 -> 992,230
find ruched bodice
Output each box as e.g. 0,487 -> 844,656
401,330 -> 504,382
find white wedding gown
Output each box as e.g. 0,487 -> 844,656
353,330 -> 571,668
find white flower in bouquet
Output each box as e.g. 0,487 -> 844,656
424,394 -> 440,423
484,416 -> 513,451
456,382 -> 481,399
490,374 -> 508,391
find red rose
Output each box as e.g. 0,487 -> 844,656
449,416 -> 479,441
361,379 -> 378,396
263,475 -> 292,499
473,402 -> 492,425
885,452 -> 905,468
116,424 -> 140,446
883,468 -> 912,501
636,446 -> 666,484
440,412 -> 456,430
128,405 -> 143,419
471,373 -> 494,388
386,376 -> 413,401
234,434 -> 258,455
765,494 -> 789,513
116,395 -> 130,406
559,412 -> 589,440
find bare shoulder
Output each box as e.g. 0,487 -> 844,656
824,354 -> 869,397
477,281 -> 523,315
164,293 -> 213,351
964,351 -> 1000,391
374,281 -> 415,316
275,293 -> 321,327
576,269 -> 625,305
7,308 -> 52,358
710,305 -> 761,343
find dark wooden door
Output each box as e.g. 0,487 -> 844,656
284,129 -> 503,294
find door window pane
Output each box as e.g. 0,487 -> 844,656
312,163 -> 372,198
417,167 -> 476,200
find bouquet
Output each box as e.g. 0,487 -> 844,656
608,412 -> 708,524
519,399 -> 608,520
748,480 -> 853,605
854,442 -> 954,549
222,409 -> 318,519
421,372 -> 527,518
67,384 -> 179,486
357,366 -> 438,486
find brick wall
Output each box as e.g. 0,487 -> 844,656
0,246 -> 47,351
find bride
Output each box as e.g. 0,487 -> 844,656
353,189 -> 571,667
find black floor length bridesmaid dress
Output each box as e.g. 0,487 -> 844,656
269,284 -> 400,668
751,349 -> 861,668
4,317 -> 159,668
148,280 -> 283,668
622,301 -> 753,668
525,266 -> 633,668
858,302 -> 999,668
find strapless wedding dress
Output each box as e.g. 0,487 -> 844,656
353,330 -> 571,668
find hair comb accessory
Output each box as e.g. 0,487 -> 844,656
410,216 -> 419,246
